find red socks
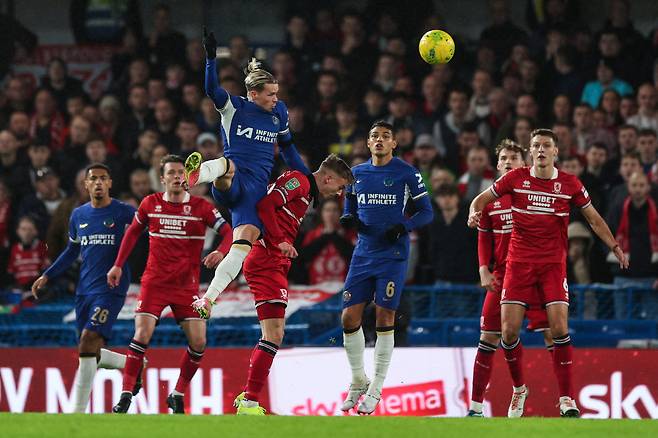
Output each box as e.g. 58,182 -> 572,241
471,340 -> 497,403
122,339 -> 147,393
501,338 -> 524,388
245,339 -> 278,402
552,334 -> 574,398
174,346 -> 205,394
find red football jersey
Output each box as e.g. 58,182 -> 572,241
491,166 -> 591,264
478,194 -> 513,270
8,240 -> 49,287
257,170 -> 315,255
135,192 -> 226,290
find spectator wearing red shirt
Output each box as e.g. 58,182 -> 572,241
297,198 -> 356,285
8,216 -> 49,291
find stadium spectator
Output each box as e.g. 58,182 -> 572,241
581,59 -> 632,109
0,130 -> 31,201
152,97 -> 178,151
148,144 -> 169,193
636,129 -> 657,174
126,168 -> 152,205
297,198 -> 356,285
457,145 -> 494,205
620,94 -> 638,121
41,58 -> 86,114
572,103 -> 616,156
97,95 -> 122,154
46,168 -> 89,259
607,172 -> 658,319
175,117 -> 200,155
118,85 -> 154,156
17,167 -> 65,237
147,3 -> 186,71
480,0 -> 527,65
469,69 -> 493,119
361,85 -> 387,126
30,88 -> 65,151
197,97 -> 222,134
550,94 -> 572,126
627,84 -> 658,132
429,184 -> 478,285
7,216 -> 49,295
8,111 -> 32,150
0,13 -> 37,81
196,133 -> 221,161
566,222 -> 596,319
326,102 -> 360,158
2,77 -> 32,117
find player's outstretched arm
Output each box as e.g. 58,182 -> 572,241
107,218 -> 145,287
32,241 -> 81,298
581,204 -> 629,269
203,26 -> 229,109
468,189 -> 497,228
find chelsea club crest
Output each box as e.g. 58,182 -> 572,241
272,115 -> 279,126
103,218 -> 115,228
383,177 -> 394,187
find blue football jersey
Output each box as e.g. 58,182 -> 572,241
215,95 -> 290,187
69,199 -> 135,295
347,158 -> 429,260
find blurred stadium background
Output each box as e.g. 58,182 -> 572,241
1,0 -> 657,418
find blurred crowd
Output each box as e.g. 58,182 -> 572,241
1,0 -> 658,318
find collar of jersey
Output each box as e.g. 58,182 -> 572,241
305,173 -> 320,208
530,166 -> 558,180
163,191 -> 190,203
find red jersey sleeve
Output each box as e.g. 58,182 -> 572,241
272,171 -> 311,205
571,178 -> 592,209
477,203 -> 494,267
201,199 -> 227,231
134,196 -> 151,226
258,171 -> 310,246
491,168 -> 517,198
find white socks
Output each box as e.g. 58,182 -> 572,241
73,356 -> 97,413
197,157 -> 228,184
370,328 -> 394,395
204,243 -> 251,302
97,348 -> 126,369
343,327 -> 367,385
470,400 -> 484,413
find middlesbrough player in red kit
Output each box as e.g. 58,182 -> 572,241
194,154 -> 353,415
468,140 -> 555,418
107,155 -> 232,414
469,129 -> 628,417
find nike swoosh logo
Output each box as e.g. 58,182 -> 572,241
80,223 -> 88,228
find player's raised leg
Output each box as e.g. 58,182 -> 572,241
184,152 -> 231,188
546,303 -> 579,417
501,302 -> 528,418
195,226 -> 258,313
340,301 -> 369,412
112,314 -> 157,413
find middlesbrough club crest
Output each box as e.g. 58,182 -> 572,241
183,205 -> 192,215
553,182 -> 562,194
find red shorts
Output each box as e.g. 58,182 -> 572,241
243,244 -> 290,314
136,285 -> 201,322
480,270 -> 549,333
501,261 -> 569,308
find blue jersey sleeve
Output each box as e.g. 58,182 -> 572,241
277,102 -> 310,175
205,58 -> 229,110
43,209 -> 81,279
343,181 -> 357,216
402,167 -> 433,231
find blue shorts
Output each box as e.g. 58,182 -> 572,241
75,293 -> 125,340
342,256 -> 408,310
211,167 -> 266,230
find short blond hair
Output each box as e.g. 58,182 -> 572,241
495,138 -> 526,157
244,58 -> 277,92
319,153 -> 354,184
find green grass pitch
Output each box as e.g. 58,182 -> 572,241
1,413 -> 656,438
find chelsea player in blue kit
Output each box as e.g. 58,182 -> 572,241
339,122 -> 434,415
31,164 -> 139,413
186,28 -> 310,314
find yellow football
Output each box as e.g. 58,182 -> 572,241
418,29 -> 455,65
